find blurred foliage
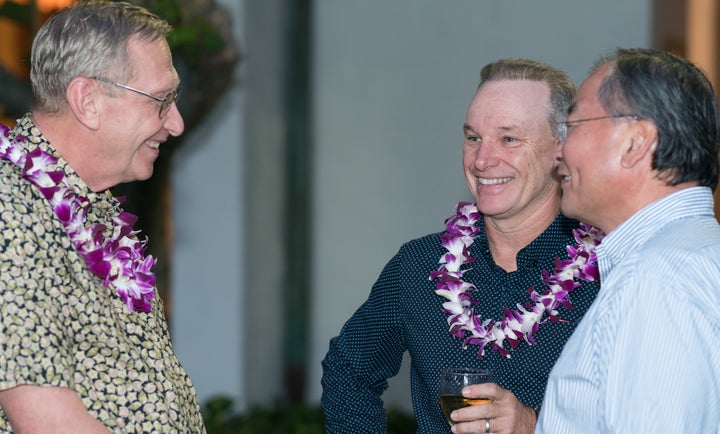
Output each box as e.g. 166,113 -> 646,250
0,1 -> 31,23
202,396 -> 418,434
126,0 -> 240,132
0,0 -> 240,130
0,0 -> 228,66
129,0 -> 227,66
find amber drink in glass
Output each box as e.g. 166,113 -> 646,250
439,368 -> 493,426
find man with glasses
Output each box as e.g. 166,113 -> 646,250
0,1 -> 203,432
537,48 -> 720,433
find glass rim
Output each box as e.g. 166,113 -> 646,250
441,367 -> 492,375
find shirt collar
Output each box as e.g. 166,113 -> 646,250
474,214 -> 580,268
597,186 -> 715,278
13,113 -> 107,205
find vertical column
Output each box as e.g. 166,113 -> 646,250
244,0 -> 290,408
686,0 -> 717,83
283,0 -> 313,403
685,0 -> 720,218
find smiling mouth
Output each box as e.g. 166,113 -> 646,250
146,140 -> 160,150
478,176 -> 513,185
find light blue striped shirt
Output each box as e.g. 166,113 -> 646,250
536,187 -> 720,433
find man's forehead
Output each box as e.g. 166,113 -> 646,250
570,70 -> 607,114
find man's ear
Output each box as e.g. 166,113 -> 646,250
66,77 -> 101,130
621,119 -> 657,168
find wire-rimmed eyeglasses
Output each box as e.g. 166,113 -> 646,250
557,114 -> 639,143
92,76 -> 180,119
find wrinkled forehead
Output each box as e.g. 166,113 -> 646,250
125,36 -> 178,87
467,79 -> 552,127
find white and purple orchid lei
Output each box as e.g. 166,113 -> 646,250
0,123 -> 156,312
430,201 -> 603,359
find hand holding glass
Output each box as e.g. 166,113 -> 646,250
439,368 -> 493,426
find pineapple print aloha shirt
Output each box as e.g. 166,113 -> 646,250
0,115 -> 206,433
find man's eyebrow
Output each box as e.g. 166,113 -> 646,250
462,123 -> 522,134
497,124 -> 520,132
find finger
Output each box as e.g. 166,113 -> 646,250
452,417 -> 500,434
451,400 -> 494,422
462,382 -> 499,400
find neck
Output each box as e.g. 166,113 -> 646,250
595,178 -> 698,234
33,112 -> 111,192
484,198 -> 560,272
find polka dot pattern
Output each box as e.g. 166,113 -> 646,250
0,116 -> 205,433
322,214 -> 600,433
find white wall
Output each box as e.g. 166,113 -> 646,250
308,0 -> 652,410
170,0 -> 246,409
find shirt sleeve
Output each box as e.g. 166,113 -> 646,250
321,252 -> 406,433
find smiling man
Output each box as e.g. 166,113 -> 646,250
0,1 -> 203,432
538,48 -> 720,433
322,58 -> 601,434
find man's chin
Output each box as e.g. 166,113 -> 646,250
127,167 -> 155,184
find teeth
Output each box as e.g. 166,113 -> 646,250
478,177 -> 513,185
146,141 -> 160,149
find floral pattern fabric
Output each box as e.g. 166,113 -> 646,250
0,115 -> 205,433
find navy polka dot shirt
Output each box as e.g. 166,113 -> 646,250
321,214 -> 601,433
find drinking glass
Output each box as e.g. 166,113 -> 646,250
439,368 -> 493,426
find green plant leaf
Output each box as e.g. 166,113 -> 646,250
201,396 -> 417,434
0,1 -> 32,23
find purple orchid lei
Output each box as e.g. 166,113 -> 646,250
429,201 -> 603,359
0,123 -> 156,312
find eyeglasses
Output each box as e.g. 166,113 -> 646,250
92,76 -> 180,119
557,114 -> 639,142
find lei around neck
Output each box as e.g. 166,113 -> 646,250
0,123 -> 156,312
430,202 -> 603,358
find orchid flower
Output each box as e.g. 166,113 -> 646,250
0,125 -> 156,312
430,202 -> 603,358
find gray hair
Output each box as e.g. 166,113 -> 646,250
31,0 -> 172,114
592,48 -> 719,191
478,58 -> 576,140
